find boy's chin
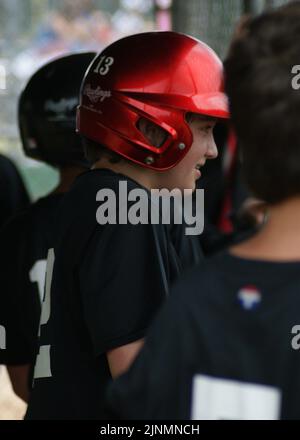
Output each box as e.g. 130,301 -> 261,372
177,183 -> 197,193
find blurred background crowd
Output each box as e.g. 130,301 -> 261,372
0,0 -> 290,201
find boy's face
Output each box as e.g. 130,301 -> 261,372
158,115 -> 218,191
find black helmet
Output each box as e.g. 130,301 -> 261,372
18,52 -> 96,168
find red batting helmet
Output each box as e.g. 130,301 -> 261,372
77,31 -> 229,170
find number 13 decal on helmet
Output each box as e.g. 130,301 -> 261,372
93,56 -> 114,76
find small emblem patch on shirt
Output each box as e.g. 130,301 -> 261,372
238,285 -> 261,310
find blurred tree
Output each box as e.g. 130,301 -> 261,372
20,0 -> 32,32
95,0 -> 126,14
264,0 -> 291,7
3,0 -> 19,40
47,0 -> 119,14
243,0 -> 264,13
172,0 -> 243,58
2,0 -> 44,42
0,2 -> 4,31
30,0 -> 48,27
172,0 -> 291,57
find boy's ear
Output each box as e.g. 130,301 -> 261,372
137,117 -> 151,138
137,117 -> 168,148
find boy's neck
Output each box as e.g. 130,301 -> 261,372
231,197 -> 300,261
52,166 -> 87,194
93,158 -> 158,190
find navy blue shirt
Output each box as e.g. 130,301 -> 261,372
107,252 -> 300,420
26,169 -> 202,419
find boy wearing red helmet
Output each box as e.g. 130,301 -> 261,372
26,32 -> 228,419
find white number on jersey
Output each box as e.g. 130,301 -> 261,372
29,260 -> 47,304
33,248 -> 55,380
191,374 -> 281,420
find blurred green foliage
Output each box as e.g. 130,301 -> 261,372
20,163 -> 59,201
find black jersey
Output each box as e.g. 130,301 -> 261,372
0,154 -> 30,228
26,169 -> 202,420
106,252 -> 300,420
0,194 -> 64,366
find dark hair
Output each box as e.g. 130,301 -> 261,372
82,137 -> 122,165
224,1 -> 300,204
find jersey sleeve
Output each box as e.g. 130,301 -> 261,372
0,155 -> 30,228
78,222 -> 169,357
0,214 -> 39,365
105,281 -> 195,419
